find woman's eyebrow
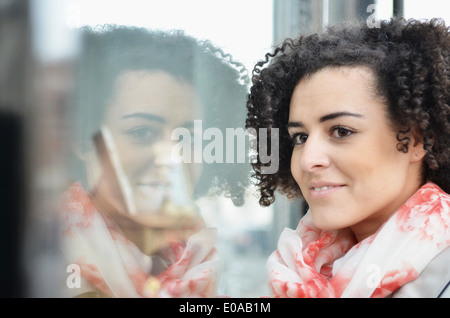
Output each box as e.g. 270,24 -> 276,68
319,112 -> 363,122
121,112 -> 165,123
287,121 -> 304,128
287,112 -> 363,129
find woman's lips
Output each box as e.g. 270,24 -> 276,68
136,181 -> 170,190
308,183 -> 346,198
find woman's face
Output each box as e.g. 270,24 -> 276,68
288,66 -> 425,241
92,70 -> 202,218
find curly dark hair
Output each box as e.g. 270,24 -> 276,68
246,17 -> 450,207
69,25 -> 251,206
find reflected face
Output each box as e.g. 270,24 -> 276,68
98,70 -> 202,215
288,67 -> 423,240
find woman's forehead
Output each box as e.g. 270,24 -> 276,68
287,66 -> 394,130
105,70 -> 202,123
290,67 -> 378,106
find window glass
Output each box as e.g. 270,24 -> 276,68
17,0 -> 450,298
29,0 -> 274,298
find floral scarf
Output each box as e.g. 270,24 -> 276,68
60,183 -> 219,297
267,182 -> 450,298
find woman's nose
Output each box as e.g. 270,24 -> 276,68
298,135 -> 331,172
153,139 -> 178,168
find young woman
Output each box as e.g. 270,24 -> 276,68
246,18 -> 450,297
60,26 -> 249,297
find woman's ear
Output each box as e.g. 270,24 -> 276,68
72,137 -> 95,161
71,140 -> 100,190
73,143 -> 87,162
396,127 -> 428,163
409,133 -> 428,163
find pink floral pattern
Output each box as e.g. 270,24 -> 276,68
267,183 -> 450,298
60,183 -> 96,236
76,257 -> 114,297
396,183 -> 450,245
371,267 -> 418,298
60,183 -> 219,297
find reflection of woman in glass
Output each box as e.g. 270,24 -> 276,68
61,26 -> 249,297
247,18 -> 450,297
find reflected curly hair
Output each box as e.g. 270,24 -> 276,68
246,17 -> 450,207
70,25 -> 251,206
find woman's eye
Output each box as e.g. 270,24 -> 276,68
291,133 -> 308,145
126,126 -> 158,143
332,126 -> 354,139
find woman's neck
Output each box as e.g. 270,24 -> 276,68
351,179 -> 425,242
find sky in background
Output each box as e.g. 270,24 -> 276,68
31,0 -> 450,71
32,0 -> 274,74
375,0 -> 450,22
403,0 -> 450,22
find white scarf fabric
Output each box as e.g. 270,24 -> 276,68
267,182 -> 450,298
60,183 -> 219,297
